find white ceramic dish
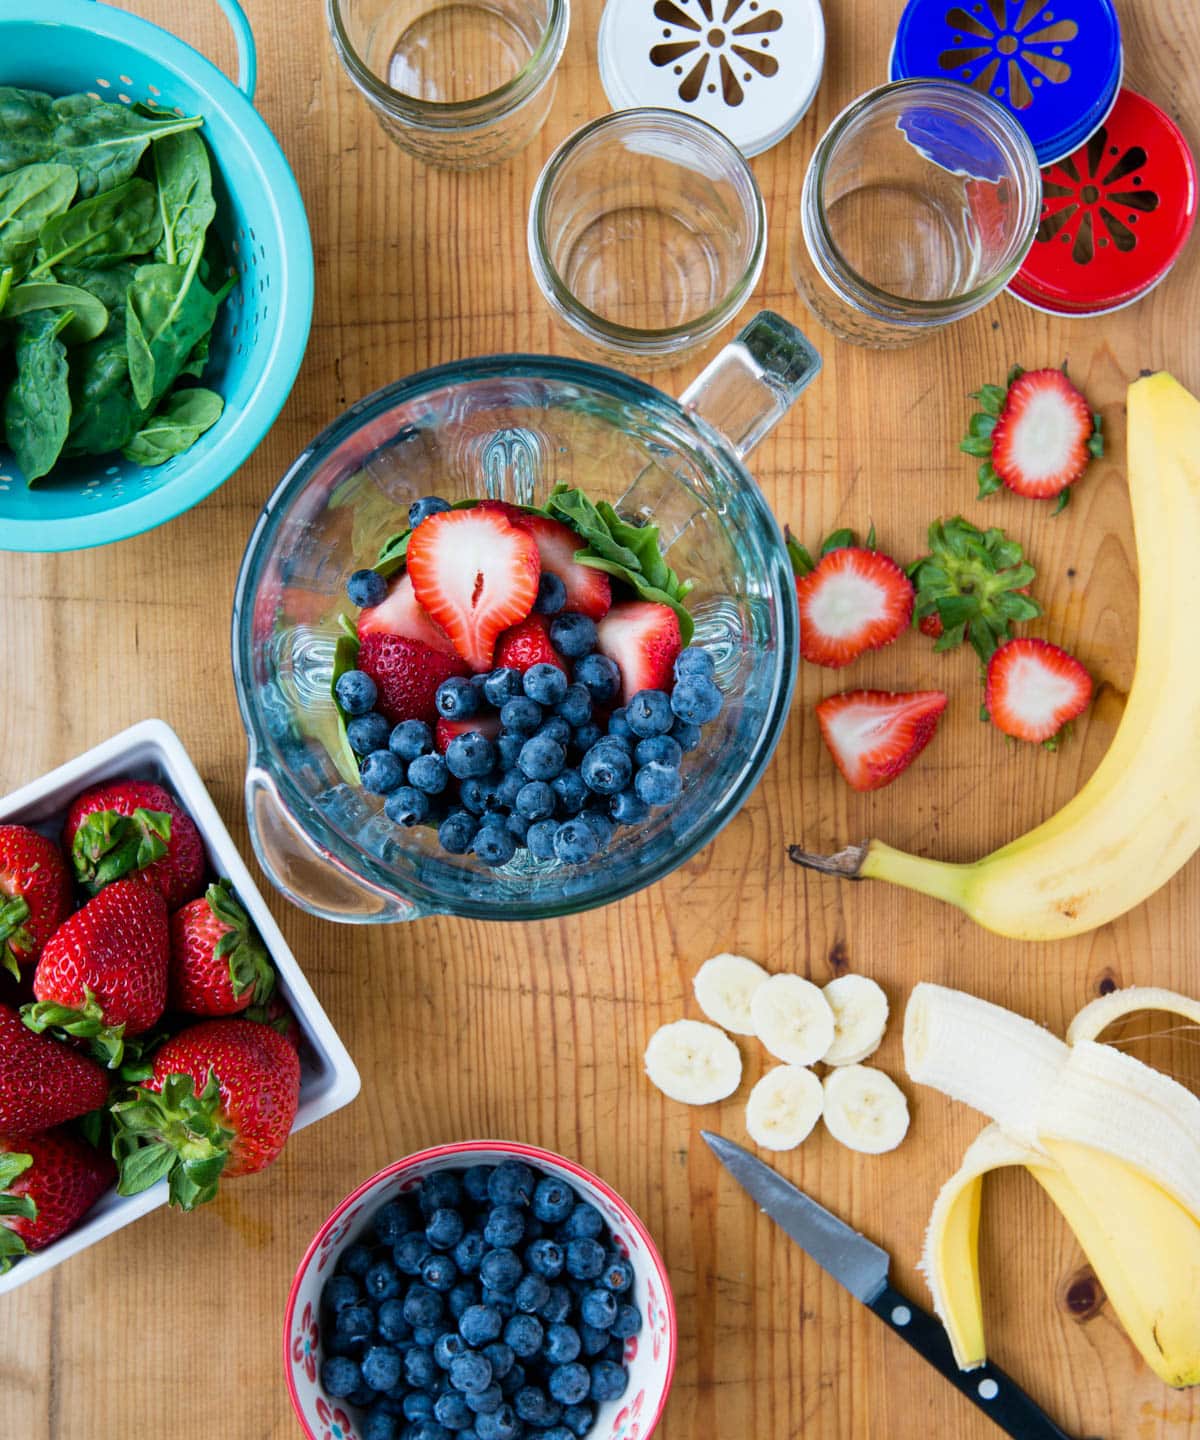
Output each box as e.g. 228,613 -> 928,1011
0,718 -> 361,1295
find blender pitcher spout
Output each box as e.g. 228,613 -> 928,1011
680,311 -> 822,460
245,764 -> 427,925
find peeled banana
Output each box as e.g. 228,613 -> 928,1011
789,372 -> 1200,941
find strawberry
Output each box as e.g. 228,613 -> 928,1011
244,992 -> 301,1050
919,613 -> 944,639
595,601 -> 683,703
485,507 -> 612,621
24,879 -> 169,1067
406,507 -> 541,670
358,632 -> 471,727
985,638 -> 1092,746
169,880 -> 275,1018
435,714 -> 501,754
493,613 -> 567,676
111,1018 -> 300,1210
64,780 -> 205,909
789,529 -> 914,669
962,366 -> 1103,509
0,1003 -> 108,1135
0,825 -> 72,980
357,572 -> 460,656
0,1130 -> 114,1270
816,690 -> 948,792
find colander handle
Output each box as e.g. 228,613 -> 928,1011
92,0 -> 257,99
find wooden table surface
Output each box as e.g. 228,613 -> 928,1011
4,0 -> 1200,1436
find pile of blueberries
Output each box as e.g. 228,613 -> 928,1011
335,595 -> 724,870
318,1160 -> 642,1440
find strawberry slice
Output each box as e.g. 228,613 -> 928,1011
494,613 -> 567,676
479,503 -> 612,620
435,715 -> 502,754
406,509 -> 541,671
358,634 -> 470,727
595,601 -> 683,703
816,690 -> 948,792
985,638 -> 1092,745
357,572 -> 459,656
792,539 -> 914,669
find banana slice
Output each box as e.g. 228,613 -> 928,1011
822,1065 -> 911,1154
1067,985 -> 1200,1046
692,953 -> 770,1036
744,1065 -> 824,1151
751,974 -> 836,1066
822,974 -> 890,1065
644,1019 -> 743,1105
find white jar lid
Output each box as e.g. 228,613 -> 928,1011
597,0 -> 826,159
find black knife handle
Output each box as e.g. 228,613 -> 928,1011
868,1285 -> 1080,1440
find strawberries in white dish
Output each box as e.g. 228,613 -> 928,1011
816,690 -> 948,792
789,530 -> 914,669
985,638 -> 1092,745
595,601 -> 683,703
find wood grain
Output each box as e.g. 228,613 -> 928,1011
3,0 -> 1200,1436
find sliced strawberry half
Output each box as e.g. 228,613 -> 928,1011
595,601 -> 683,703
985,638 -> 1092,745
478,503 -> 612,620
435,715 -> 502,754
795,546 -> 914,669
406,508 -> 541,671
358,634 -> 470,728
494,613 -> 567,676
357,572 -> 459,657
815,690 -> 948,792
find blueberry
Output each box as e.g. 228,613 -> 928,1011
514,1271 -> 550,1314
423,1253 -> 459,1291
580,743 -> 631,796
396,1232 -> 434,1275
499,1361 -> 527,1399
348,711 -> 392,757
536,715 -> 573,747
482,1284 -> 518,1316
336,669 -> 377,716
334,1303 -> 374,1348
437,677 -> 479,720
474,1404 -> 520,1440
547,1363 -> 591,1406
363,1344 -> 404,1391
404,1392 -> 437,1422
450,1351 -> 493,1395
634,734 -> 682,769
323,1273 -> 361,1313
512,780 -> 554,822
565,723 -> 599,756
670,675 -> 723,725
474,822 -> 517,868
543,1322 -> 582,1365
481,1341 -> 514,1381
405,1346 -> 438,1390
413,1323 -> 441,1347
435,1331 -> 467,1369
480,1247 -> 522,1293
362,1408 -> 401,1440
514,1385 -> 553,1423
554,683 -> 592,728
674,646 -> 715,681
531,1177 -> 574,1224
485,1205 -> 526,1249
478,669 -> 519,710
552,819 -> 598,865
503,1312 -> 544,1358
562,1405 -> 594,1438
401,753 -> 448,798
459,1304 -> 503,1347
505,813 -> 530,843
565,1239 -> 606,1282
579,1322 -> 609,1357
391,719 -> 435,762
670,717 -> 702,753
610,1303 -> 642,1339
366,1259 -> 403,1301
625,689 -> 674,737
538,1286 -> 572,1325
409,495 -> 452,528
540,1429 -> 574,1440
385,785 -> 430,827
489,1160 -> 535,1206
377,1297 -> 410,1343
496,733 -> 525,770
634,761 -> 682,807
588,1360 -> 629,1402
464,1165 -> 494,1204
550,614 -> 597,659
534,572 -> 568,616
512,733 -> 562,781
524,663 -> 568,707
424,1174 -> 465,1215
580,1288 -> 618,1331
609,788 -> 649,826
344,567 -> 388,610
607,708 -> 633,741
438,810 -> 478,855
435,1390 -> 475,1430
550,769 -> 587,815
362,750 -> 406,796
450,1279 -> 479,1319
526,1238 -> 564,1278
446,732 -> 496,780
458,776 -> 493,816
601,1256 -> 634,1293
495,769 -> 525,809
322,1355 -> 361,1398
521,818 -> 555,860
405,1284 -> 445,1329
408,1422 -> 452,1440
561,1204 -> 604,1241
465,1381 -> 504,1415
499,697 -> 542,735
573,653 -> 620,703
340,1241 -> 375,1278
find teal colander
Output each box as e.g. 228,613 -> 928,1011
0,0 -> 314,552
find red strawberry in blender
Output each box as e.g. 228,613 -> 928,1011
493,613 -> 567,675
357,572 -> 471,726
595,601 -> 683,703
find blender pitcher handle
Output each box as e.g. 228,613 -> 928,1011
680,311 -> 822,461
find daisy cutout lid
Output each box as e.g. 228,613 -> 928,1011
597,0 -> 826,158
1009,88 -> 1198,315
889,0 -> 1123,167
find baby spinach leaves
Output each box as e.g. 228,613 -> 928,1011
3,281 -> 108,343
32,178 -> 162,275
125,256 -> 224,409
122,387 -> 223,466
4,310 -> 72,481
0,162 -> 76,277
152,130 -> 215,267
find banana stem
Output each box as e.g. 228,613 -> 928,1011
789,839 -> 972,912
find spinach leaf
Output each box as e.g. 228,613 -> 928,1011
4,309 -> 72,482
330,633 -> 364,784
32,178 -> 161,276
124,256 -> 222,409
152,129 -> 215,267
65,318 -> 149,457
0,163 -> 76,278
376,529 -> 412,577
54,261 -> 138,312
0,265 -> 10,313
122,387 -> 223,465
2,281 -> 108,343
177,328 -> 211,381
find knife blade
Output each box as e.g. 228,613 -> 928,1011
702,1132 -> 1083,1440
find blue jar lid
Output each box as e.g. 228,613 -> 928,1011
889,0 -> 1122,167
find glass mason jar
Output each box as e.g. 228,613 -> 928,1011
327,0 -> 569,170
791,80 -> 1043,347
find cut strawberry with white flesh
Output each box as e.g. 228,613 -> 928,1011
816,690 -> 948,792
479,503 -> 612,620
985,638 -> 1092,743
595,601 -> 683,702
796,548 -> 914,669
357,572 -> 459,656
406,509 -> 541,671
990,369 -> 1096,500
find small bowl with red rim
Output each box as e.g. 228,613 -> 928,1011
284,1141 -> 677,1440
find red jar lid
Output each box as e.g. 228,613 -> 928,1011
1009,88 -> 1197,315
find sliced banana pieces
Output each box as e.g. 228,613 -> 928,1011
692,953 -> 770,1036
751,974 -> 836,1067
822,974 -> 890,1066
643,1019 -> 743,1105
744,1065 -> 824,1151
822,1065 -> 911,1154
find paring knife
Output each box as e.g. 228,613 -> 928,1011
702,1132 -> 1079,1440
